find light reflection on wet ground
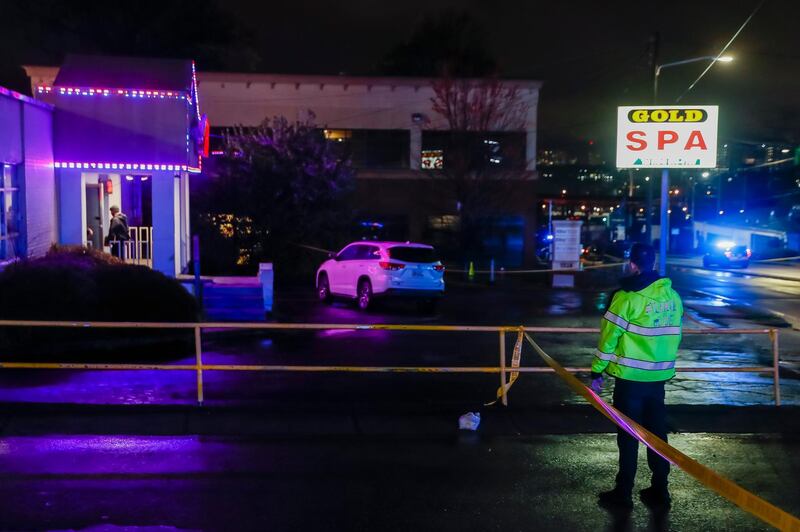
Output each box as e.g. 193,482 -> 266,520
0,273 -> 797,407
0,332 -> 794,407
0,433 -> 795,531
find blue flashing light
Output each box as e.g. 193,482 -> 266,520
545,234 -> 554,241
360,221 -> 384,229
715,240 -> 735,249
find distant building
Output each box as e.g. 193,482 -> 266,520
718,139 -> 796,170
25,65 -> 543,267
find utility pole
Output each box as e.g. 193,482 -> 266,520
548,199 -> 554,261
646,177 -> 653,243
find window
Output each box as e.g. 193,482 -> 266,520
325,129 -> 410,169
0,164 -> 21,260
356,245 -> 380,260
428,215 -> 459,231
337,245 -> 361,261
323,129 -> 352,142
388,246 -> 439,263
422,131 -> 527,170
421,150 -> 444,170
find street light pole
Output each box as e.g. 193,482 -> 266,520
654,56 -> 733,103
652,54 -> 732,275
645,176 -> 653,243
659,169 -> 669,276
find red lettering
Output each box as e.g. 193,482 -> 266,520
684,130 -> 707,150
657,130 -> 679,149
626,131 -> 647,151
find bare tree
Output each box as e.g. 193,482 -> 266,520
427,77 -> 533,260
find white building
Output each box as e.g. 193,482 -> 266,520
24,64 -> 543,267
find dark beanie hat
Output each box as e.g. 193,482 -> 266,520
630,243 -> 656,271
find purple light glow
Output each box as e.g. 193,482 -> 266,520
53,161 -> 201,173
191,61 -> 201,121
38,85 -> 190,100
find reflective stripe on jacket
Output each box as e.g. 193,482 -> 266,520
592,276 -> 683,382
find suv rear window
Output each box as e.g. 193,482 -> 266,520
388,246 -> 439,263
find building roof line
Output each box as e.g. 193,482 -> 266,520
197,71 -> 543,89
0,85 -> 53,110
23,64 -> 543,90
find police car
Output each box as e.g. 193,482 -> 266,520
703,241 -> 751,268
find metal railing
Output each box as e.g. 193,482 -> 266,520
124,226 -> 153,266
0,320 -> 783,406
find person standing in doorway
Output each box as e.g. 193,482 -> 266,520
105,205 -> 130,259
591,243 -> 683,511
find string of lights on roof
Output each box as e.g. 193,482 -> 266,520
53,161 -> 201,173
191,60 -> 201,121
37,85 -> 192,100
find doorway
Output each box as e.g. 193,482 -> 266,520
121,175 -> 153,265
85,184 -> 103,249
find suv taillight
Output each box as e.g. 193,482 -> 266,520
379,261 -> 405,271
433,264 -> 445,271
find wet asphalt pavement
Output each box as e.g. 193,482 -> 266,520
0,265 -> 797,407
2,264 -> 800,530
1,432 -> 798,531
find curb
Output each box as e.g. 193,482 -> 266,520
1,403 -> 798,438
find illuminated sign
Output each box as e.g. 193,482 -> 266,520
616,105 -> 718,168
552,219 -> 582,269
421,149 -> 443,170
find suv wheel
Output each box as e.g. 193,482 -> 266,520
357,279 -> 372,311
318,273 -> 332,304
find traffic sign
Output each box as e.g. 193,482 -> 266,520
616,105 -> 718,168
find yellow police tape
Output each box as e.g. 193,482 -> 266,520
448,262 -> 625,275
486,329 -> 524,405
522,331 -> 800,531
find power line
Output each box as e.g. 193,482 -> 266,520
675,0 -> 767,102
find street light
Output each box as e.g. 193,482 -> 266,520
652,54 -> 733,275
654,56 -> 733,102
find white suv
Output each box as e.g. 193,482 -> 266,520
316,241 -> 445,311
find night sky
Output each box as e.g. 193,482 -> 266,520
3,0 -> 798,154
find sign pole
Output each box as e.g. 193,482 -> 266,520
616,105 -> 717,276
659,168 -> 669,276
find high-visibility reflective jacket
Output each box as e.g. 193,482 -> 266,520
592,272 -> 683,382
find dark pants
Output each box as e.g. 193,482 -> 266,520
110,241 -> 126,259
612,378 -> 669,495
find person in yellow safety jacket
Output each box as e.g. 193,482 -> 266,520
592,243 -> 683,512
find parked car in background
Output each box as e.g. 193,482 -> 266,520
316,242 -> 445,311
581,245 -> 604,265
703,242 -> 751,268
